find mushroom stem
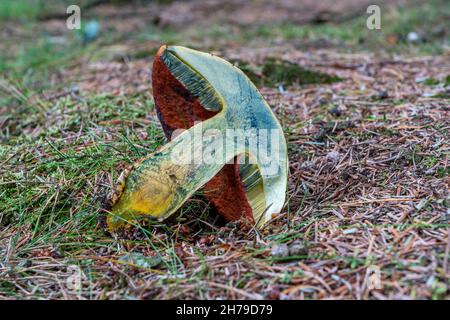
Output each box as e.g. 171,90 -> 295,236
107,114 -> 248,230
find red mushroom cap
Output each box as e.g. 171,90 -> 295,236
152,46 -> 254,222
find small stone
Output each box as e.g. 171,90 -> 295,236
326,150 -> 341,164
328,106 -> 341,117
70,84 -> 80,94
288,240 -> 308,256
300,161 -> 314,170
407,32 -> 420,43
378,91 -> 389,100
82,20 -> 100,43
271,243 -> 289,258
318,97 -> 329,105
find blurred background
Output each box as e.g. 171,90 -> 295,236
1,0 -> 448,82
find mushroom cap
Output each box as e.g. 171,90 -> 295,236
152,45 -> 288,225
152,46 -> 254,222
108,45 -> 287,230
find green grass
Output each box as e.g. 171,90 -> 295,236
242,0 -> 450,54
0,0 -> 48,20
0,90 -> 194,296
0,93 -> 162,247
0,0 -> 106,20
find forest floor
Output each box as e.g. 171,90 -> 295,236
0,0 -> 449,299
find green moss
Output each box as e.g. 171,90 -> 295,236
234,58 -> 341,88
262,58 -> 341,86
436,167 -> 449,178
423,78 -> 441,86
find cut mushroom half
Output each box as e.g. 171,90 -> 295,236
107,45 -> 288,230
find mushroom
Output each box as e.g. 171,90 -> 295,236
107,45 -> 288,230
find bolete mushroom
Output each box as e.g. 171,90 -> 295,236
107,45 -> 288,230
